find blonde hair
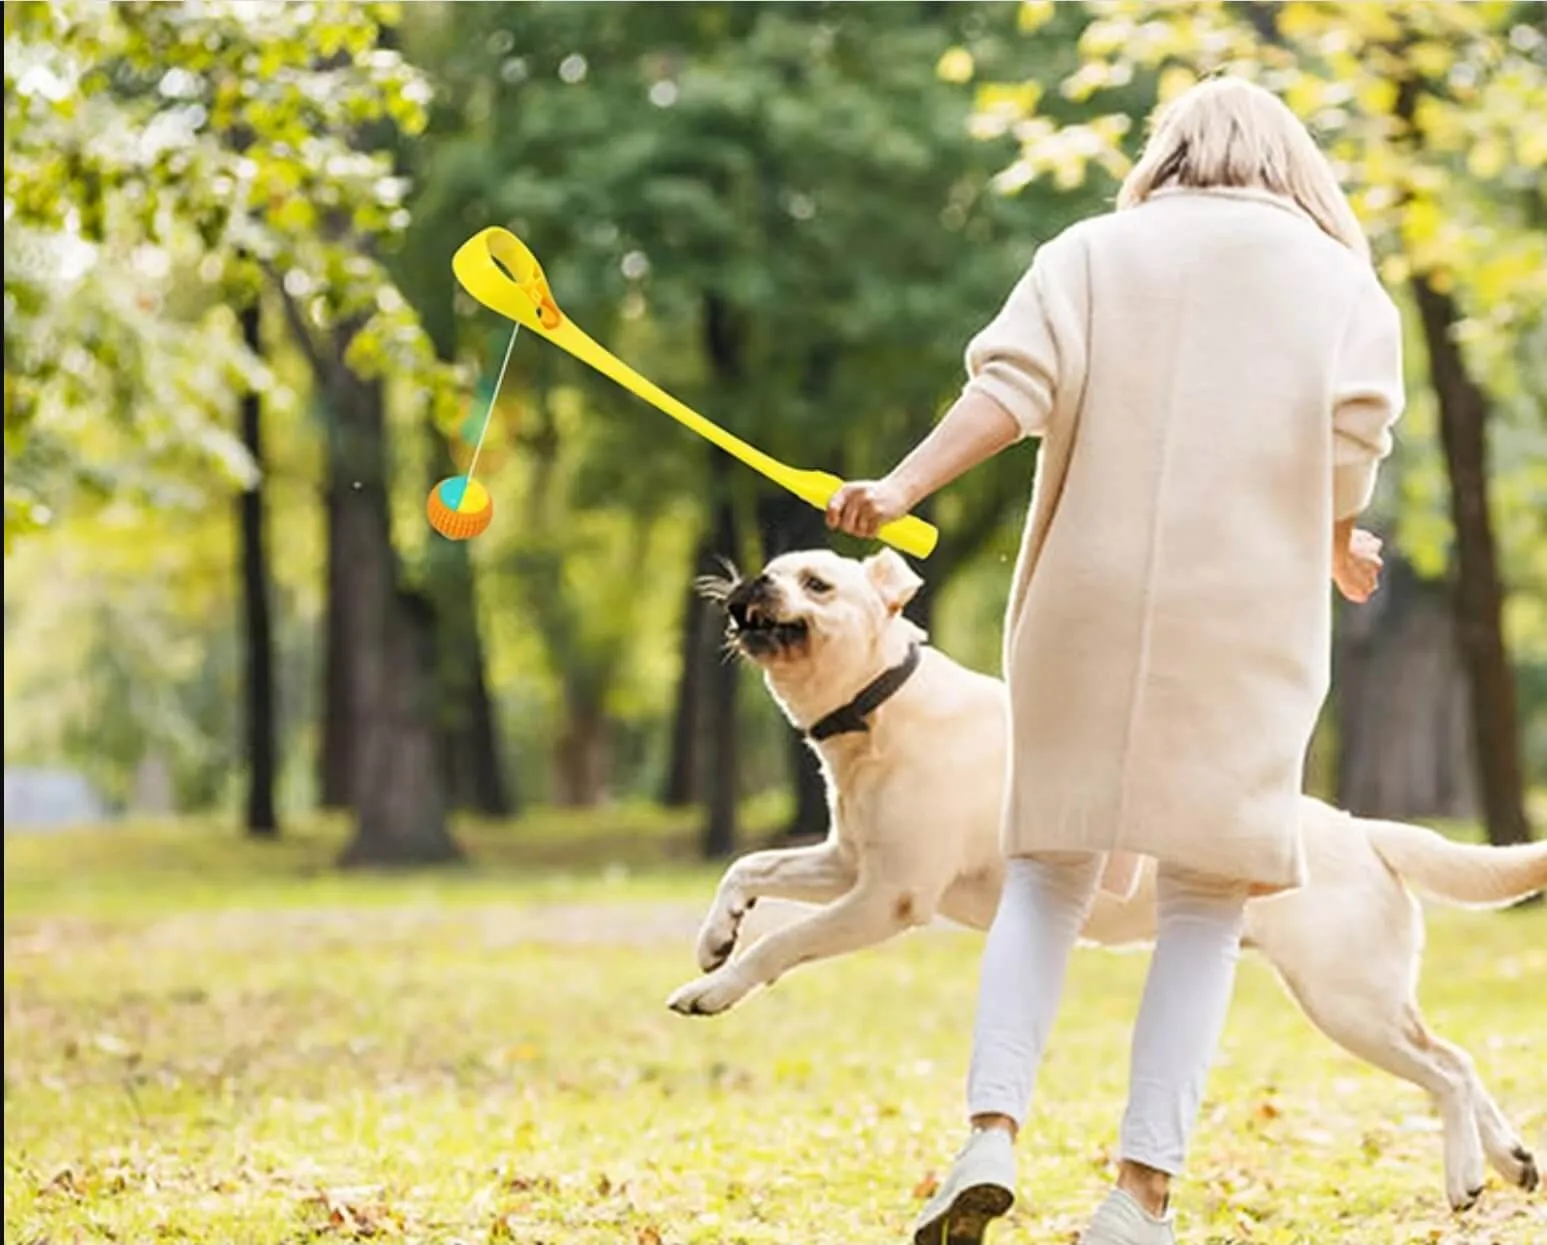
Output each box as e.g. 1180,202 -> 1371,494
1118,77 -> 1369,260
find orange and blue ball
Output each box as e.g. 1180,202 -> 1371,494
426,475 -> 494,540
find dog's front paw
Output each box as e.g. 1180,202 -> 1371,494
667,967 -> 751,1017
695,895 -> 755,972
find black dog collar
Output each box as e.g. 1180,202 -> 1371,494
806,643 -> 923,742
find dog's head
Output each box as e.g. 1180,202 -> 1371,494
700,547 -> 923,713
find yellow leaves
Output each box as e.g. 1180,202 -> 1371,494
992,113 -> 1132,195
308,1185 -> 407,1239
989,157 -> 1037,197
936,47 -> 974,86
1274,2 -> 1322,42
1402,197 -> 1444,250
1466,136 -> 1508,181
1408,40 -> 1454,81
1354,75 -> 1398,117
1519,118 -> 1547,170
975,81 -> 1042,117
1336,2 -> 1404,46
268,194 -> 317,234
1060,59 -> 1133,103
1470,235 -> 1547,316
1156,64 -> 1197,105
1016,1 -> 1056,35
971,81 -> 1042,142
1078,16 -> 1134,59
1284,73 -> 1333,120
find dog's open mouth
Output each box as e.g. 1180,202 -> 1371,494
729,603 -> 810,655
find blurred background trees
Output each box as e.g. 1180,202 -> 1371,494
5,0 -> 1542,860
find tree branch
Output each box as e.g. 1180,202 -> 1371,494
265,265 -> 328,379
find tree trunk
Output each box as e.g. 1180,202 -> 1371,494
698,294 -> 749,859
662,554 -> 711,808
700,485 -> 740,859
1411,278 -> 1534,848
319,482 -> 353,808
314,325 -> 456,867
440,627 -> 510,817
377,77 -> 513,821
237,300 -> 279,838
554,692 -> 610,808
1334,553 -> 1475,819
340,589 -> 457,866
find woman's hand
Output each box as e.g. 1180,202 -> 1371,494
1334,527 -> 1384,603
824,390 -> 1024,542
826,476 -> 913,541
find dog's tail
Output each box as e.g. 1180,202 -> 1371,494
1365,819 -> 1547,908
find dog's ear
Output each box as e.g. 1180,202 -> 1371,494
864,549 -> 922,614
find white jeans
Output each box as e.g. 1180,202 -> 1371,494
966,852 -> 1248,1175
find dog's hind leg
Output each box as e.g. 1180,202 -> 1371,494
1254,895 -> 1491,1210
1289,985 -> 1489,1210
1439,1040 -> 1539,1194
693,843 -> 856,972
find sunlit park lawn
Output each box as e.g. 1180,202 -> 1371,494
5,813 -> 1545,1245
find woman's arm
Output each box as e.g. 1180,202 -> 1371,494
1331,275 -> 1404,519
1328,274 -> 1404,604
826,390 -> 1022,539
829,237 -> 1083,542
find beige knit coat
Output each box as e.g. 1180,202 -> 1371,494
964,186 -> 1405,898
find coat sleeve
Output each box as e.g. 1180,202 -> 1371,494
1331,274 -> 1405,519
961,234 -> 1086,441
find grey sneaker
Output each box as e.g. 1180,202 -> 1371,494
910,1127 -> 1016,1245
1079,1188 -> 1176,1245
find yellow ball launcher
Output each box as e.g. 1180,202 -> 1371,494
450,228 -> 938,561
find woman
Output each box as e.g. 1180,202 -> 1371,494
827,78 -> 1403,1245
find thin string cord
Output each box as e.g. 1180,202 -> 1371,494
465,323 -> 521,484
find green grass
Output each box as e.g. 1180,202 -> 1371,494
0,803 -> 752,923
5,815 -> 1545,1244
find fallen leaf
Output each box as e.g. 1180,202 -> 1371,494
911,1171 -> 939,1200
42,1165 -> 79,1196
307,1185 -> 403,1240
635,1228 -> 663,1245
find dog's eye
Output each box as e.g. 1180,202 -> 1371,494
802,573 -> 832,595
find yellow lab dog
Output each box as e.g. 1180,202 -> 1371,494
669,548 -> 1546,1212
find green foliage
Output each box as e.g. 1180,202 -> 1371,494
3,0 -> 435,543
378,2 -> 1105,797
401,1 -> 1096,506
5,821 -> 1545,1242
5,0 -> 1543,811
